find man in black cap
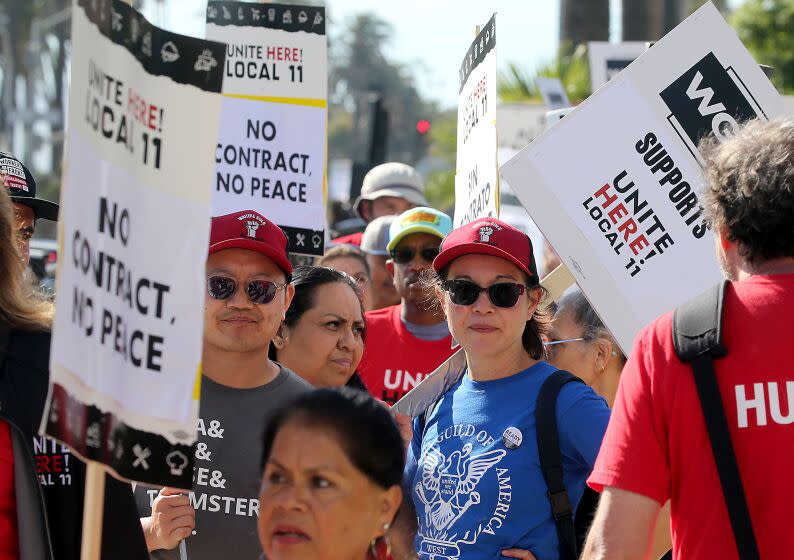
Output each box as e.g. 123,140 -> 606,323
0,151 -> 59,264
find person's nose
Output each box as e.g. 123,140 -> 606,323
267,481 -> 309,513
227,281 -> 253,309
471,288 -> 493,314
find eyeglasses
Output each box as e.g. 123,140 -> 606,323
207,276 -> 286,305
390,246 -> 439,265
543,337 -> 586,360
443,279 -> 527,308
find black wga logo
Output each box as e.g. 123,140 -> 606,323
660,52 -> 766,165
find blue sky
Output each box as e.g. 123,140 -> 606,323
142,0 -> 745,110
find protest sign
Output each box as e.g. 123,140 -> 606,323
453,15 -> 499,228
536,76 -> 571,109
588,41 -> 648,91
206,1 -> 328,255
46,0 -> 225,489
500,2 -> 782,353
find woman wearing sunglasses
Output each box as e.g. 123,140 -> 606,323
404,218 -> 611,560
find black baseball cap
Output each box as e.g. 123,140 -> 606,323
0,151 -> 59,221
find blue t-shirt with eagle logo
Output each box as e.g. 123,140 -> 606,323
405,361 -> 610,560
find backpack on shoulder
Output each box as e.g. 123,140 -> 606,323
672,280 -> 760,560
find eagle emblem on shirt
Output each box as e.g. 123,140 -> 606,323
415,443 -> 506,532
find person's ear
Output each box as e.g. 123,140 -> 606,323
377,486 -> 403,537
525,287 -> 542,321
273,324 -> 290,349
716,225 -> 733,252
359,200 -> 372,222
282,283 -> 295,320
593,337 -> 613,374
386,259 -> 394,275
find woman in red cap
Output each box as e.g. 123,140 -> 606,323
404,218 -> 611,560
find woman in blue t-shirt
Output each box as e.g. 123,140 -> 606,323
404,218 -> 611,560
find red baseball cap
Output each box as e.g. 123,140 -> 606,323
433,218 -> 539,283
209,211 -> 292,275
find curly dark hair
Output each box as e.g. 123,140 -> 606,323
700,119 -> 794,266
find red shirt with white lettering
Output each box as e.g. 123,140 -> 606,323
358,305 -> 456,405
588,274 -> 794,559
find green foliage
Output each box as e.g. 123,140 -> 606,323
498,43 -> 592,104
731,0 -> 794,93
498,64 -> 538,103
329,13 -> 438,164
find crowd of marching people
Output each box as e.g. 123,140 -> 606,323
1,117 -> 794,560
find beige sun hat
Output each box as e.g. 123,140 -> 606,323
354,162 -> 428,219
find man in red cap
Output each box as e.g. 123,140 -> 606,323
135,210 -> 310,560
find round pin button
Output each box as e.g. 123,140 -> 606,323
502,426 -> 523,449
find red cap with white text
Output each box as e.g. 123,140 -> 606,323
433,218 -> 538,282
209,210 -> 292,275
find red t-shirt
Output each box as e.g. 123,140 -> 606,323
0,420 -> 19,560
331,231 -> 363,247
358,305 -> 456,405
588,274 -> 794,559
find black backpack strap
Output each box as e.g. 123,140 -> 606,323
672,281 -> 727,360
536,370 -> 583,560
672,281 -> 760,560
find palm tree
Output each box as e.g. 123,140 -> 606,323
498,43 -> 592,104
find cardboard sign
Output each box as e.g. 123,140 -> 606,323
453,15 -> 499,228
535,76 -> 571,110
46,0 -> 225,488
207,1 -> 327,255
500,3 -> 782,353
588,41 -> 648,91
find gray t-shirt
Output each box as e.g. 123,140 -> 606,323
135,365 -> 310,560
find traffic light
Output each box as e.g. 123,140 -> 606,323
416,119 -> 431,135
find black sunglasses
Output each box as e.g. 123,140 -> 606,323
443,279 -> 527,308
390,246 -> 439,265
207,276 -> 285,305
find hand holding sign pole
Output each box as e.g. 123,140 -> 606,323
54,1 -> 225,557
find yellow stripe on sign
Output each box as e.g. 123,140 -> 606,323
224,93 -> 327,108
193,364 -> 203,400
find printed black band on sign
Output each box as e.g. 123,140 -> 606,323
281,225 -> 325,257
458,14 -> 496,94
78,0 -> 226,93
45,383 -> 195,489
207,1 -> 326,36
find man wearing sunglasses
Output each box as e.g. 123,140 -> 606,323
357,207 -> 456,405
136,210 -> 309,560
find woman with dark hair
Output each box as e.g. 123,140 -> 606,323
270,266 -> 366,388
317,245 -> 374,311
258,387 -> 404,560
404,218 -> 610,560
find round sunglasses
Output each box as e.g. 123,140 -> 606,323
443,279 -> 527,308
207,276 -> 286,305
